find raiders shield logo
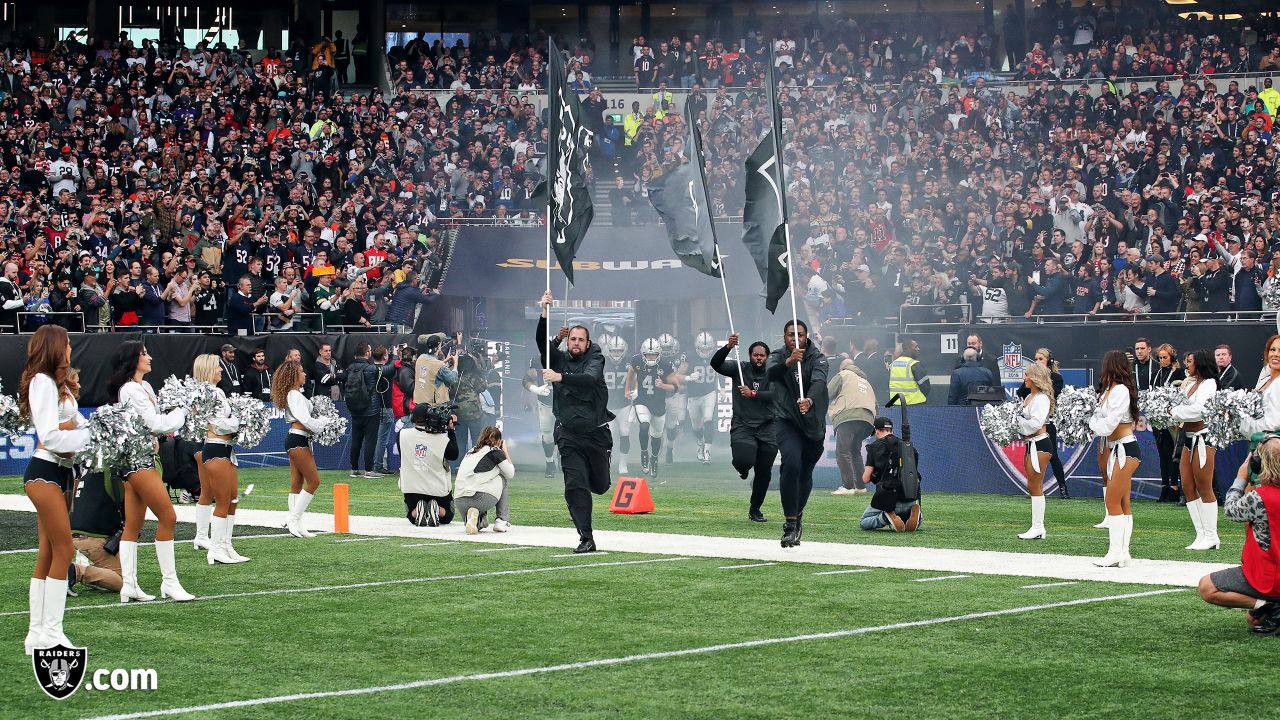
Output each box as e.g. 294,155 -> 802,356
33,644 -> 87,700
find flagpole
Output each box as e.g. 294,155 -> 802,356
544,203 -> 552,368
715,245 -> 746,388
766,42 -> 804,401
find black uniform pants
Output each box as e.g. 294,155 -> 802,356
1045,422 -> 1067,487
730,425 -> 777,513
1155,428 -> 1180,488
556,424 -> 613,539
775,421 -> 822,518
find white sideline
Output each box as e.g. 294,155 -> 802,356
80,588 -> 1184,720
0,532 -> 298,556
0,557 -> 690,619
0,494 -> 1234,586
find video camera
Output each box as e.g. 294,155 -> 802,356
411,403 -> 457,434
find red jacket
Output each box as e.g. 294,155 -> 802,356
1243,484 -> 1280,597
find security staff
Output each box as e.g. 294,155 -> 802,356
765,319 -> 829,548
536,291 -> 614,553
888,339 -> 929,405
710,333 -> 776,523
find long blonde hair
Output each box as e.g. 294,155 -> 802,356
1156,343 -> 1180,370
1024,362 -> 1056,417
1257,437 -> 1280,488
193,354 -> 220,384
1035,347 -> 1059,373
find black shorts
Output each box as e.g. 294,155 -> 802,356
1110,441 -> 1140,463
201,441 -> 236,465
1027,436 -> 1054,454
23,457 -> 74,491
119,459 -> 158,479
285,433 -> 312,452
1183,434 -> 1214,451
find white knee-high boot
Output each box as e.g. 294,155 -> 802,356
225,513 -> 250,562
285,493 -> 297,529
1093,516 -> 1128,567
194,504 -> 213,550
288,490 -> 315,538
1184,498 -> 1205,550
40,578 -> 72,648
1018,495 -> 1047,539
1093,486 -> 1110,528
1193,500 -> 1221,550
119,541 -> 155,602
23,578 -> 44,655
1122,514 -> 1134,562
156,540 -> 194,601
207,516 -> 236,564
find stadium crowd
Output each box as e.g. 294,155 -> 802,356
0,5 -> 1278,333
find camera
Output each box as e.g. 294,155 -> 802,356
411,403 -> 457,433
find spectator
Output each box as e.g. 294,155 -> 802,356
313,343 -> 345,401
949,348 -> 996,406
828,359 -> 876,496
392,345 -> 417,429
371,345 -> 397,476
243,349 -> 273,404
1193,256 -> 1232,313
137,267 -> 166,329
1234,251 -> 1265,312
1216,344 -> 1246,391
1026,258 -> 1069,316
454,425 -> 514,534
345,341 -> 385,478
953,333 -> 1001,382
162,267 -> 194,329
267,276 -> 302,331
217,344 -> 244,396
1136,255 -> 1179,314
226,276 -> 267,336
387,271 -> 439,333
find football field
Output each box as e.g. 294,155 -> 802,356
0,465 -> 1269,718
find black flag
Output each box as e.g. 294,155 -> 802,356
547,38 -> 594,283
742,134 -> 782,285
648,106 -> 721,277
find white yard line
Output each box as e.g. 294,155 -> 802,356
912,575 -> 972,583
813,569 -> 872,576
473,546 -> 537,553
1021,581 -> 1081,589
551,552 -> 609,557
717,563 -> 777,570
401,542 -> 460,548
332,537 -> 389,543
0,557 -> 690,619
80,588 -> 1184,720
0,533 -> 297,556
0,494 -> 1234,586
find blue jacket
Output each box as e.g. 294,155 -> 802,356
1029,271 -> 1069,314
388,283 -> 436,327
948,362 -> 995,405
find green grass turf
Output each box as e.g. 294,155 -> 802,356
1,464 -> 1243,562
0,532 -> 1264,719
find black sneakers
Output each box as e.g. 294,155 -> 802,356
748,509 -> 767,523
1250,603 -> 1280,635
781,522 -> 799,548
574,537 -> 597,554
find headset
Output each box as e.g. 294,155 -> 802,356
1251,434 -> 1280,477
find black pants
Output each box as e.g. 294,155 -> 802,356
730,425 -> 777,513
556,424 -> 613,540
349,415 -> 379,471
775,421 -> 822,518
834,420 -> 873,489
1045,422 -> 1067,486
1155,429 -> 1180,488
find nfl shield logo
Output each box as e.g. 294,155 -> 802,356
414,444 -> 428,460
33,644 -> 87,700
1002,343 -> 1023,371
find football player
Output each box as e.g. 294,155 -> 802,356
624,338 -> 678,479
682,331 -> 721,464
658,333 -> 687,465
599,334 -> 632,472
522,357 -> 557,477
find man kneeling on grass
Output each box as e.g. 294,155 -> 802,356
859,416 -> 921,532
400,404 -> 459,526
1199,436 -> 1280,634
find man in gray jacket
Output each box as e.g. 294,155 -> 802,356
828,359 -> 877,496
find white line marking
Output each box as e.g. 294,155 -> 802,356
551,552 -> 610,557
813,569 -> 872,576
333,537 -> 389,543
717,563 -> 777,570
0,532 -> 299,556
80,588 -> 1183,720
401,542 -> 461,548
912,574 -> 971,583
474,546 -> 536,553
0,557 -> 690,619
1021,581 -> 1081,589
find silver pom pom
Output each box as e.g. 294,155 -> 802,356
309,395 -> 349,446
76,404 -> 154,470
226,395 -> 271,449
1139,385 -> 1186,430
0,393 -> 27,439
979,400 -> 1024,446
1203,389 -> 1265,446
157,376 -> 224,443
1054,386 -> 1099,447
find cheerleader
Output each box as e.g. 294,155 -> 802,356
107,340 -> 193,602
1016,363 -> 1054,540
271,360 -> 330,538
1174,349 -> 1221,550
192,354 -> 248,564
1089,350 -> 1140,568
1153,344 -> 1186,503
19,326 -> 90,655
1241,335 -> 1280,439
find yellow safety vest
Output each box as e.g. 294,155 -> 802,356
888,356 -> 927,405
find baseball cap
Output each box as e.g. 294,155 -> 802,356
873,416 -> 894,430
1146,254 -> 1164,264
220,343 -> 236,352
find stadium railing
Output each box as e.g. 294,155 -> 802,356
898,309 -> 1277,332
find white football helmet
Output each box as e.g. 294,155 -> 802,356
694,331 -> 716,359
602,334 -> 629,364
657,333 -> 680,360
641,338 -> 661,367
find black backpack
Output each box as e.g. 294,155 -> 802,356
344,361 -> 377,415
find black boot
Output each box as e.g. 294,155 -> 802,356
1057,478 -> 1070,499
781,521 -> 799,548
748,508 -> 767,523
794,513 -> 803,543
574,536 -> 597,553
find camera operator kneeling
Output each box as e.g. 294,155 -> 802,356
859,416 -> 922,532
399,404 -> 459,526
1199,436 -> 1280,634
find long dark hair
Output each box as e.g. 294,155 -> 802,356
1099,350 -> 1139,421
1185,349 -> 1220,384
106,340 -> 147,403
18,325 -> 72,422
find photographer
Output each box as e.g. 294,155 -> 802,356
454,425 -> 514,534
1199,436 -> 1280,634
859,416 -> 922,532
68,470 -> 125,594
399,403 -> 458,526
